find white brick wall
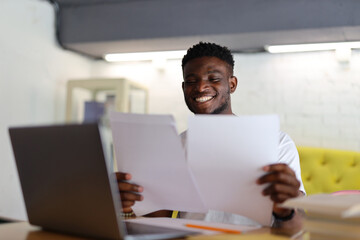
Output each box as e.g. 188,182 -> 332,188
98,50 -> 360,151
232,50 -> 360,151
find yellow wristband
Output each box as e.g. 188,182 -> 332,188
171,210 -> 179,218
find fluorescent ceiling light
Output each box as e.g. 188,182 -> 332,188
104,50 -> 187,62
265,41 -> 360,53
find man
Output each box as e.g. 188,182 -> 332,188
116,42 -> 305,226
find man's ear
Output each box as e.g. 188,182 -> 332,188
182,81 -> 185,92
229,76 -> 238,93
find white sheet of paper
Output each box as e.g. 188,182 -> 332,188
187,115 -> 279,226
125,217 -> 260,235
281,193 -> 360,218
110,112 -> 206,216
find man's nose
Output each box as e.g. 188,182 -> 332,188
196,80 -> 209,92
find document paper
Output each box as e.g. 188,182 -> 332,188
110,112 -> 206,216
126,217 -> 261,235
281,193 -> 360,218
187,115 -> 278,226
110,113 -> 278,226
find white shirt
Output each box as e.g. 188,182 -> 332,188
179,131 -> 305,226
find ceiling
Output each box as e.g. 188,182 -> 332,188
50,0 -> 119,6
49,0 -> 360,59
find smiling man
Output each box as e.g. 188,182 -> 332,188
182,53 -> 237,115
117,42 -> 305,227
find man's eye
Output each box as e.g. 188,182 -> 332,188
185,79 -> 196,84
209,78 -> 220,82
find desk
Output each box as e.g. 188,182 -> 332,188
0,222 -> 304,240
0,222 -> 88,240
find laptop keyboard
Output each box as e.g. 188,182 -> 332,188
125,222 -> 192,235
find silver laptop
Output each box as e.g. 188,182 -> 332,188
9,123 -> 197,240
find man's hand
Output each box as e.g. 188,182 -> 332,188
116,172 -> 143,213
256,163 -> 301,217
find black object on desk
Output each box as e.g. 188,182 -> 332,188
9,123 -> 197,240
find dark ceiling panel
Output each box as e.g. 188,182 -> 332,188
53,0 -> 120,6
48,0 -> 360,58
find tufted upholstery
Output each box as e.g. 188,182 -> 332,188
297,146 -> 360,195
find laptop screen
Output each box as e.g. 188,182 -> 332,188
9,123 -> 124,239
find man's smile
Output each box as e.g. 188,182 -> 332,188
195,95 -> 215,103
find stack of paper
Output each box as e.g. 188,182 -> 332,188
281,193 -> 360,239
125,217 -> 261,235
110,112 -> 279,226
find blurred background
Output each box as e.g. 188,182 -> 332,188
1,0 -> 359,221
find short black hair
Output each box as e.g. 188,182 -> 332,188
182,42 -> 235,73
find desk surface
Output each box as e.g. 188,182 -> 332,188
0,222 -> 88,240
0,222 -> 302,240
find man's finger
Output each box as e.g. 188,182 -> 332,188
120,192 -> 144,202
118,182 -> 143,192
262,183 -> 299,198
257,172 -> 300,187
269,193 -> 292,203
262,163 -> 296,176
122,200 -> 135,208
116,172 -> 132,181
122,207 -> 133,213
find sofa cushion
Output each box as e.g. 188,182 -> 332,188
297,147 -> 360,195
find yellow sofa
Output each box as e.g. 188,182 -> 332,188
297,147 -> 360,195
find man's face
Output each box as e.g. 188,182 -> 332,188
182,56 -> 237,114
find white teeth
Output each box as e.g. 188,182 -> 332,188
195,96 -> 213,102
